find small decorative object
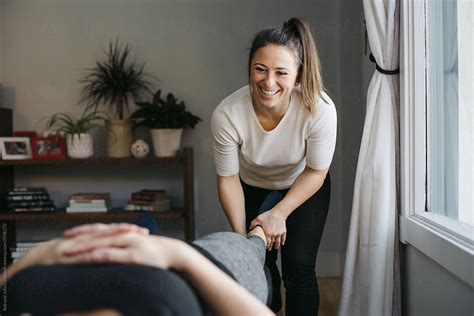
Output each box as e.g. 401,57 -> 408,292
131,139 -> 150,158
44,109 -> 109,159
79,39 -> 154,158
0,137 -> 32,160
31,136 -> 65,159
130,90 -> 201,157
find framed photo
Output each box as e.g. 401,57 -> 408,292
31,136 -> 65,159
0,137 -> 32,160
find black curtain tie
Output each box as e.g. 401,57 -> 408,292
369,53 -> 399,75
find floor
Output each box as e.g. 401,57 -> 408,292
318,278 -> 342,316
277,277 -> 342,316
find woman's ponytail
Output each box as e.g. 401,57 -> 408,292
285,18 -> 326,114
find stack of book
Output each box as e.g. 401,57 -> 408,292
125,189 -> 170,212
11,241 -> 44,263
6,187 -> 56,212
66,193 -> 111,213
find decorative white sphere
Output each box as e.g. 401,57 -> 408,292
130,139 -> 150,158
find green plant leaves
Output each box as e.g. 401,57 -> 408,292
79,39 -> 154,120
45,109 -> 109,135
130,89 -> 201,129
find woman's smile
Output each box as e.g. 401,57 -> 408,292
250,44 -> 299,113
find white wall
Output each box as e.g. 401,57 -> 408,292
2,0 -> 366,276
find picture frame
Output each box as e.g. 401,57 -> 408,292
31,136 -> 65,159
0,137 -> 33,160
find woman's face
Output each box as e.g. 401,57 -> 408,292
250,44 -> 299,112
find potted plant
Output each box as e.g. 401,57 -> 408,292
45,109 -> 109,159
130,89 -> 201,157
79,39 -> 153,158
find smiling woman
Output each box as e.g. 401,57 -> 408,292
249,44 -> 300,131
211,17 -> 337,316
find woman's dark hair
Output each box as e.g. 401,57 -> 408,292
248,17 -> 326,114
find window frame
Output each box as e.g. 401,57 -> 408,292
400,0 -> 473,288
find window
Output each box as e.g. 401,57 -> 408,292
426,0 -> 473,227
400,0 -> 473,287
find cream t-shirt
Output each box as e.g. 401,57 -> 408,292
211,85 -> 337,190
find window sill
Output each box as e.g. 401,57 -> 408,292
400,213 -> 474,288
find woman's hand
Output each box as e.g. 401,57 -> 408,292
250,210 -> 287,250
64,223 -> 149,239
8,222 -> 148,274
63,231 -> 187,271
5,224 -> 154,281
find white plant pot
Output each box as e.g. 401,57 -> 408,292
150,128 -> 183,157
67,133 -> 93,159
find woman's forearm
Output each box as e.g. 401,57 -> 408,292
2,239 -> 55,283
273,167 -> 328,218
175,242 -> 273,316
3,261 -> 23,283
217,174 -> 247,234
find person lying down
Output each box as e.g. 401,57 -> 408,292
3,223 -> 274,316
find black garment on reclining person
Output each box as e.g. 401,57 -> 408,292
6,264 -> 207,316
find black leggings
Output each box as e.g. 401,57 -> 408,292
242,174 -> 331,316
6,264 -> 206,316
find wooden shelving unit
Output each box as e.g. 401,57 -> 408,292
0,156 -> 179,166
0,209 -> 186,222
0,108 -> 195,264
0,150 -> 195,237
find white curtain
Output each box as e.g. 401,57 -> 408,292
338,0 -> 400,315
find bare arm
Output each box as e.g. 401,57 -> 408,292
217,174 -> 247,235
250,167 -> 328,249
273,167 -> 328,219
175,242 -> 273,316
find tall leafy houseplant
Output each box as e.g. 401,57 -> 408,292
45,110 -> 109,159
80,39 -> 153,157
130,90 -> 201,157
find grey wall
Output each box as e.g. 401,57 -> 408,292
402,245 -> 474,316
337,0 -> 367,262
1,0 -> 366,276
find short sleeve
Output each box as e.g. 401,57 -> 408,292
306,101 -> 337,170
211,107 -> 240,176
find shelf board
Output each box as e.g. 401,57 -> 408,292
0,156 -> 179,167
0,208 -> 185,221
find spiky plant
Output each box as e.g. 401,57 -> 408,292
130,90 -> 202,129
79,39 -> 153,120
45,109 -> 109,136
